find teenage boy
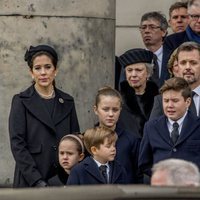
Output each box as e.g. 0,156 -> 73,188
67,126 -> 127,185
139,77 -> 200,176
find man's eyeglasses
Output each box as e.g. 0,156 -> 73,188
189,14 -> 200,21
139,25 -> 161,31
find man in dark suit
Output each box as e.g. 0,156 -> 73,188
139,77 -> 200,177
150,41 -> 200,119
67,127 -> 127,185
139,11 -> 170,87
163,0 -> 200,69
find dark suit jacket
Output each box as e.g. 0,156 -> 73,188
139,111 -> 200,176
164,31 -> 189,54
9,85 -> 79,187
67,157 -> 128,185
149,95 -> 163,120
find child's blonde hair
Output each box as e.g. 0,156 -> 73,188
83,126 -> 118,155
94,86 -> 122,107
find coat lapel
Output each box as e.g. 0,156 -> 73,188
176,112 -> 200,145
22,91 -> 56,132
109,161 -> 122,183
84,157 -> 104,183
52,89 -> 74,125
155,116 -> 172,146
20,86 -> 75,132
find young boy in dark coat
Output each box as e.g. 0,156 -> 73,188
67,126 -> 128,185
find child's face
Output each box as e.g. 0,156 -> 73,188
59,140 -> 83,173
94,95 -> 121,130
93,137 -> 116,164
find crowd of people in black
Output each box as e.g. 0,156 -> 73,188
8,0 -> 200,188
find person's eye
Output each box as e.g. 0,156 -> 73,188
113,108 -> 120,112
34,66 -> 41,70
172,16 -> 178,20
102,108 -> 109,112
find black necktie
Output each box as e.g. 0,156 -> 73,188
190,91 -> 197,116
150,54 -> 160,87
171,122 -> 179,144
99,165 -> 108,183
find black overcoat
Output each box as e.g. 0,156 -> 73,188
9,85 -> 79,187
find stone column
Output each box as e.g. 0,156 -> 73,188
0,0 -> 115,185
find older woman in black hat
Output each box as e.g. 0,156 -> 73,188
9,45 -> 80,187
117,48 -> 159,137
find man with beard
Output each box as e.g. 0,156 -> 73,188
139,11 -> 169,87
150,41 -> 200,119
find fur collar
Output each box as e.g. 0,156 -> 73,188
120,80 -> 159,118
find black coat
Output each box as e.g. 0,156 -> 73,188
118,80 -> 159,137
9,85 -> 79,187
48,166 -> 69,186
67,157 -> 128,185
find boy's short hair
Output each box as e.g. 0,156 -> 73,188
160,77 -> 191,100
83,126 -> 118,155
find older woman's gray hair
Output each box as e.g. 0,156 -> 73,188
151,158 -> 200,186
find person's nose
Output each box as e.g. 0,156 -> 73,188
168,101 -> 174,108
112,146 -> 116,152
40,67 -> 46,74
177,16 -> 183,22
108,110 -> 114,116
63,153 -> 68,159
185,62 -> 191,70
130,70 -> 137,77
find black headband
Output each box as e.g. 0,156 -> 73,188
24,44 -> 58,67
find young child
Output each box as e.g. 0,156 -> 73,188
67,126 -> 128,185
93,86 -> 142,183
48,134 -> 84,186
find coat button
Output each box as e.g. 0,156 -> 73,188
52,145 -> 57,151
173,148 -> 177,152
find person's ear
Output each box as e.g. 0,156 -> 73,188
79,153 -> 85,162
29,70 -> 34,79
186,97 -> 191,108
91,146 -> 97,155
94,105 -> 98,115
55,69 -> 58,77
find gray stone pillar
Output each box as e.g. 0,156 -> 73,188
0,0 -> 115,185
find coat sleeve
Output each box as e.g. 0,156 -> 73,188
66,166 -> 80,185
138,122 -> 153,177
149,95 -> 163,120
9,95 -> 42,186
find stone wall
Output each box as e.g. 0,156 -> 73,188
0,0 -> 115,185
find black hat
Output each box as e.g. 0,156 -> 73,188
119,48 -> 154,68
24,44 -> 58,67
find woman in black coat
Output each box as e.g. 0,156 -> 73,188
9,45 -> 80,188
118,48 -> 159,137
